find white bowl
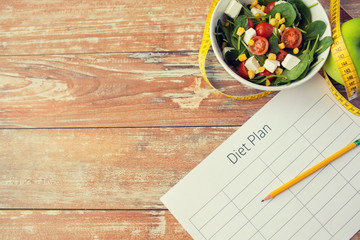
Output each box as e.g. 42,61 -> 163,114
209,0 -> 331,91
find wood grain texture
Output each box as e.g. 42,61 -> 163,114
1,0 -> 360,239
0,51 -> 272,128
0,127 -> 235,208
0,0 -> 358,129
0,210 -> 358,240
0,210 -> 192,240
0,0 -> 358,56
0,0 -> 210,55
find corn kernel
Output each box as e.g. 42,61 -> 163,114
250,0 -> 258,9
279,24 -> 286,32
268,53 -> 277,60
275,67 -> 283,75
248,70 -> 255,80
293,47 -> 299,54
278,42 -> 285,49
248,39 -> 255,46
269,18 -> 277,26
260,5 -> 266,12
258,66 -> 265,73
236,27 -> 245,36
254,13 -> 260,17
221,42 -> 227,50
265,79 -> 271,86
225,22 -> 230,27
279,17 -> 286,24
238,53 -> 247,62
275,13 -> 281,20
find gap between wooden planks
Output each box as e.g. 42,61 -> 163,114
0,0 -> 359,239
0,0 -> 357,56
0,51 -> 272,128
0,127 -> 236,209
0,210 -> 192,240
1,126 -> 360,239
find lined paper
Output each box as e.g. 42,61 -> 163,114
161,74 -> 360,240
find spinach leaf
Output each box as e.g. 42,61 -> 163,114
288,2 -> 302,26
220,22 -> 238,49
220,24 -> 231,46
224,48 -> 240,68
258,0 -> 278,5
315,36 -> 333,54
298,37 -> 319,80
303,20 -> 326,40
231,35 -> 239,49
280,52 -> 310,82
239,2 -> 253,17
251,75 -> 267,84
215,20 -> 224,47
254,54 -> 266,66
268,2 -> 297,27
287,0 -> 311,28
269,34 -> 279,54
297,64 -> 310,80
232,15 -> 249,38
309,34 -> 320,63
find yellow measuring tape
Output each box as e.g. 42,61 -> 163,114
199,0 -> 360,115
329,0 -> 360,101
324,71 -> 360,116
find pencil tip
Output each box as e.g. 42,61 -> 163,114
261,200 -> 264,202
263,194 -> 272,201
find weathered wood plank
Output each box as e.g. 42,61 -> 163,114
0,0 -> 211,55
0,210 -> 192,240
0,0 -> 357,56
0,127 -> 236,208
0,51 -> 273,128
0,210 -> 359,240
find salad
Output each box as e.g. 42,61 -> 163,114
214,0 -> 333,86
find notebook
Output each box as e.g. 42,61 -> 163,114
161,73 -> 360,240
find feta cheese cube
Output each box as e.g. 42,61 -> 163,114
243,28 -> 256,45
282,54 -> 301,70
245,56 -> 261,74
264,59 -> 280,73
224,0 -> 243,19
222,47 -> 234,58
251,7 -> 265,16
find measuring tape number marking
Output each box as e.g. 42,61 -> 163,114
329,0 -> 360,101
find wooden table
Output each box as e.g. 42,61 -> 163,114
0,0 -> 359,239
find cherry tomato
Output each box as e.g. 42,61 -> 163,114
265,1 -> 276,14
248,18 -> 254,29
255,22 -> 273,39
281,28 -> 302,49
276,49 -> 288,62
258,69 -> 275,81
249,36 -> 269,55
237,61 -> 249,79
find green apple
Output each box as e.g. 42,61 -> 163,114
323,18 -> 360,85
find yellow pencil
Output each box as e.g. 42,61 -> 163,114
262,138 -> 360,202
